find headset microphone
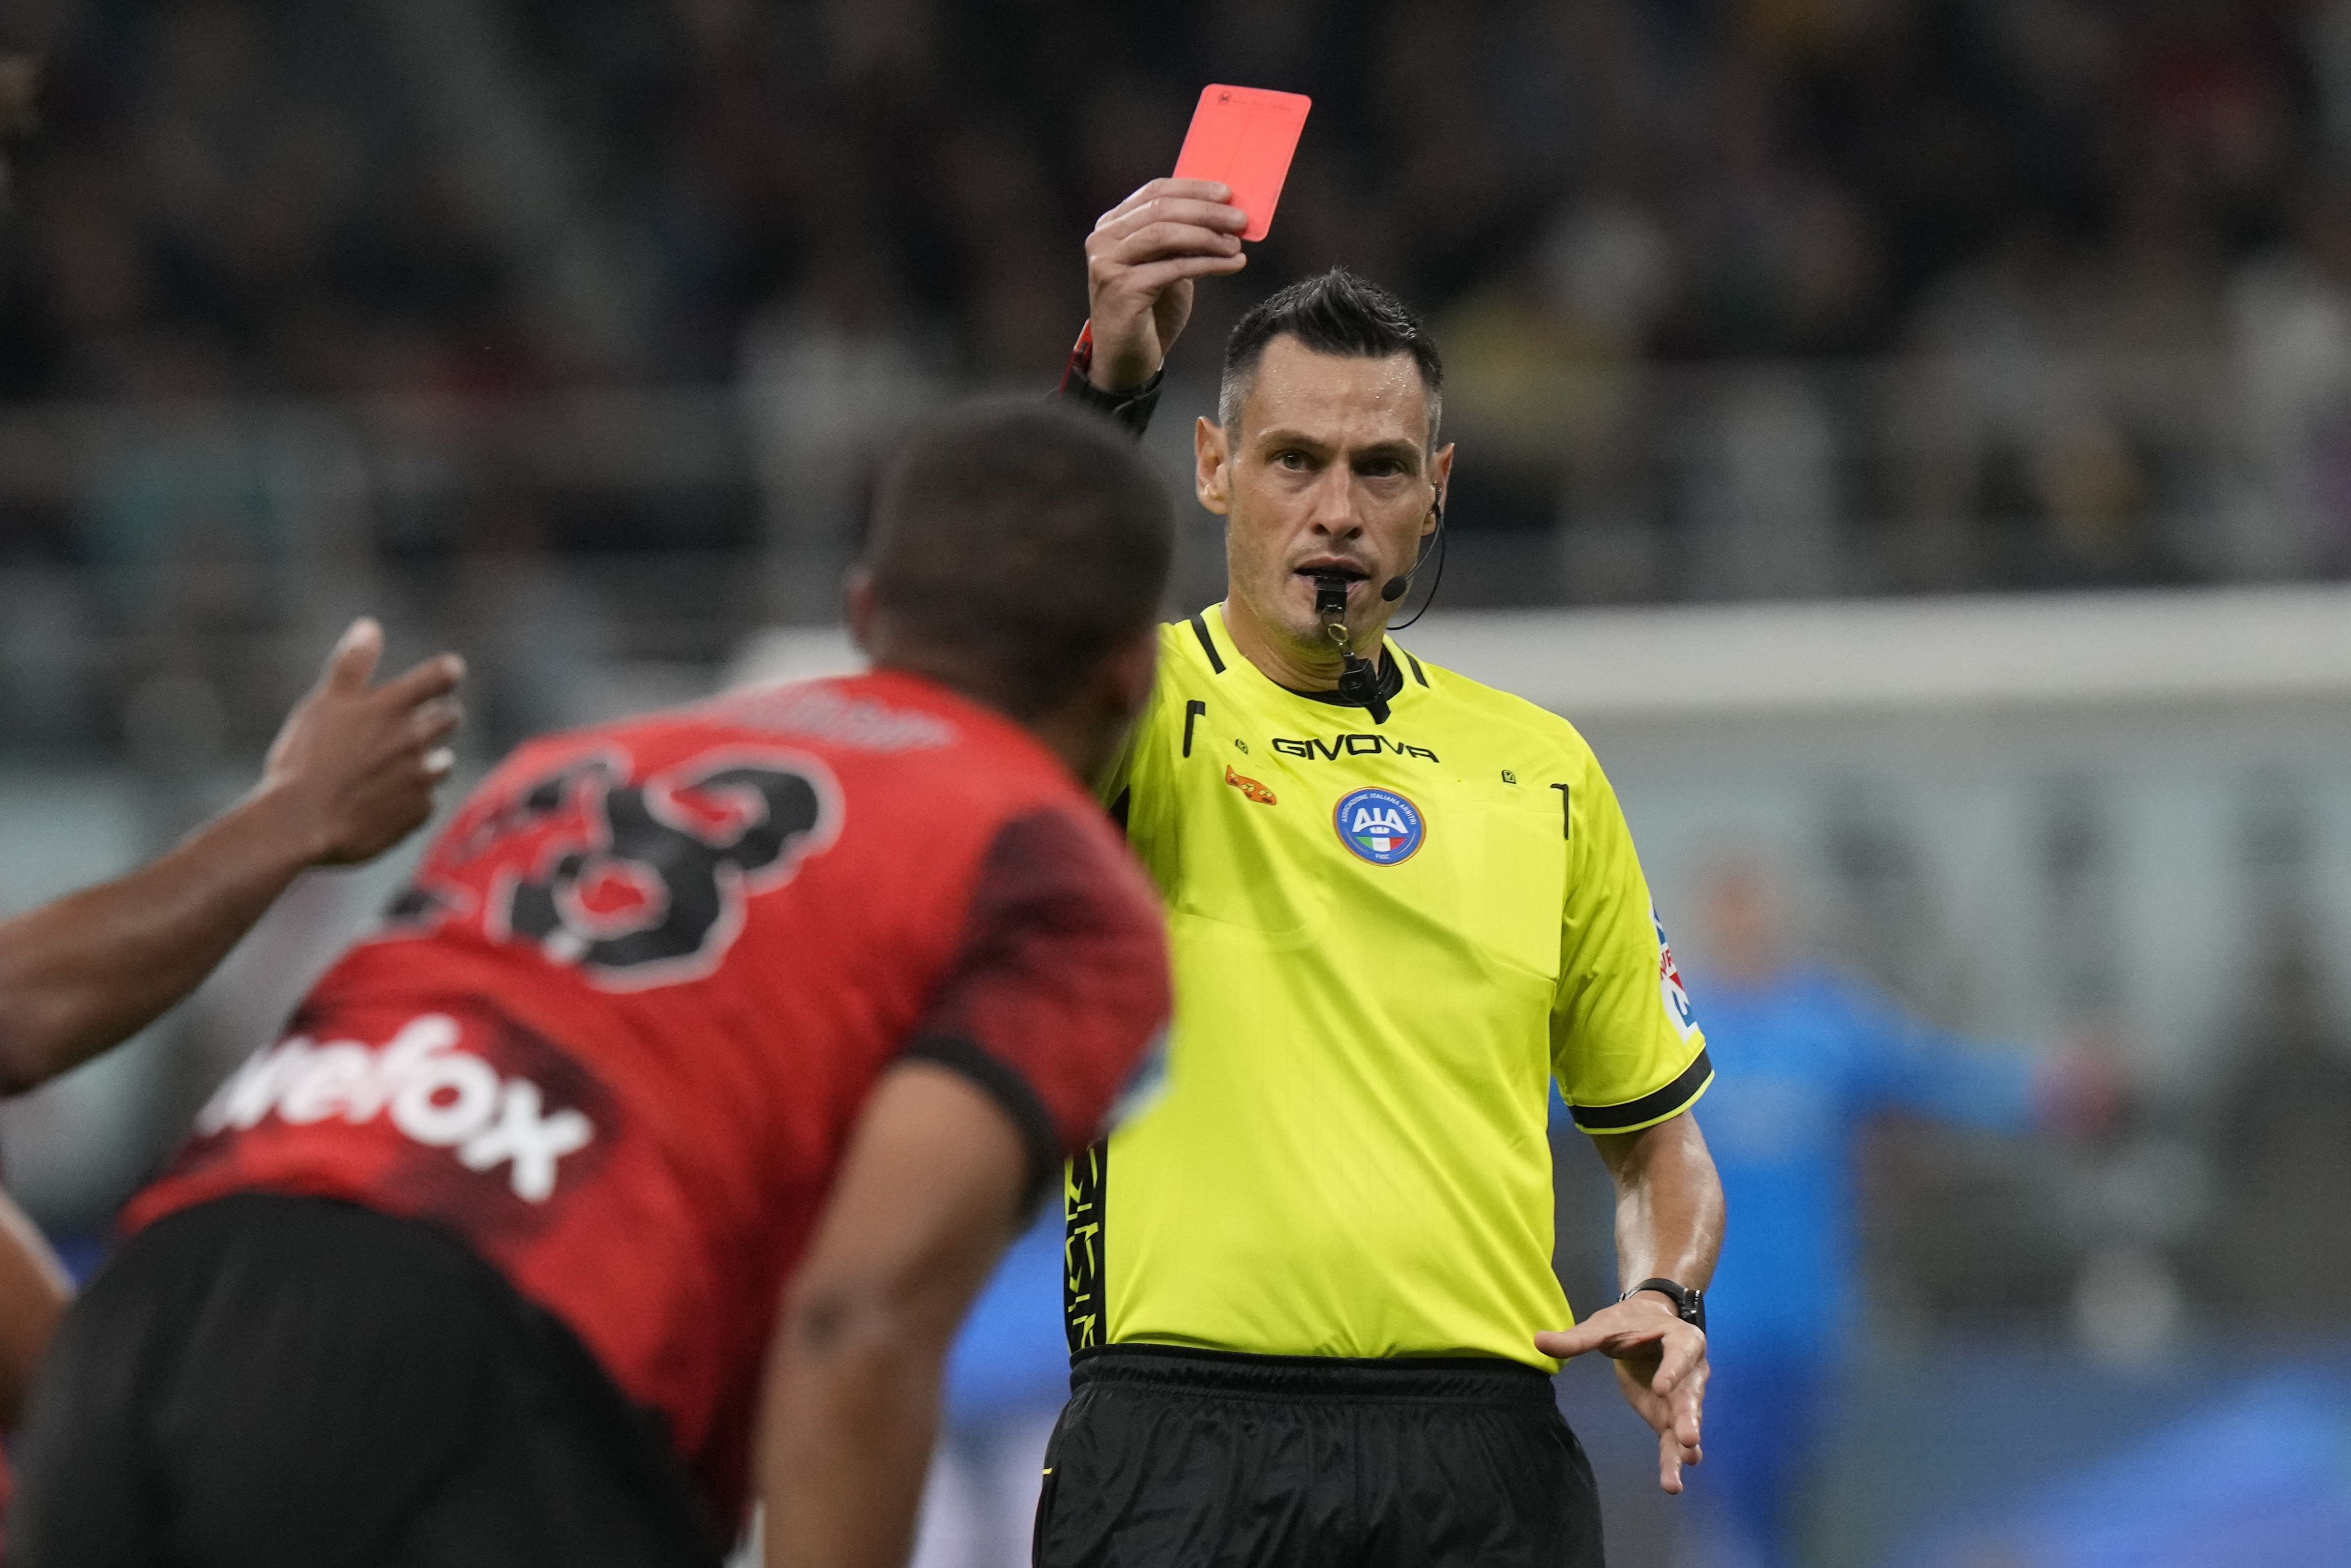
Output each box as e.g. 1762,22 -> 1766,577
1384,496 -> 1448,632
1379,497 -> 1444,603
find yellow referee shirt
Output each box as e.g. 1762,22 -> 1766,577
1067,604 -> 1711,1371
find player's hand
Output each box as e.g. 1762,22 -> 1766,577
2033,1033 -> 2127,1142
1084,177 -> 1250,392
258,617 -> 465,866
1536,1296 -> 1708,1495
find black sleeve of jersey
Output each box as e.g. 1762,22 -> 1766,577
1054,328 -> 1162,439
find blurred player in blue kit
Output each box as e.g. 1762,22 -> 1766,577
1681,856 -> 2111,1568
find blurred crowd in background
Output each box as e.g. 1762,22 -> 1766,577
1,2 -> 2350,741
2,3 -> 2351,1564
3,1 -> 2351,680
5,0 -> 2349,400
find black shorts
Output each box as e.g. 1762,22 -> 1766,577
11,1193 -> 725,1568
1032,1346 -> 1604,1568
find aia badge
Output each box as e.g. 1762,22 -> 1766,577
1335,787 -> 1424,865
1225,764 -> 1277,805
1652,903 -> 1700,1040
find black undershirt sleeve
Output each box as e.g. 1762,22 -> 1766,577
1054,331 -> 1162,439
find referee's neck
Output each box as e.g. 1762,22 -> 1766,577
1221,596 -> 1384,694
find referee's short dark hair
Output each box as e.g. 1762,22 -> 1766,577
1219,269 -> 1445,443
864,400 -> 1174,718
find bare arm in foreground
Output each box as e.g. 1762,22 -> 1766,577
0,1188 -> 69,1427
758,1062 -> 1033,1568
0,618 -> 462,1096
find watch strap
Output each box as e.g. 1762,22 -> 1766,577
1621,1277 -> 1706,1330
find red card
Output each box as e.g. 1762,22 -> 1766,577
1172,84 -> 1312,242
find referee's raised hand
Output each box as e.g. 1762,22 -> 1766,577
1536,1299 -> 1709,1494
1083,177 -> 1249,392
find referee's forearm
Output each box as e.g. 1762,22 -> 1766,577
1599,1112 -> 1723,1292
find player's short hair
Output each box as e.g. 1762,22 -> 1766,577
865,400 -> 1174,717
1218,268 -> 1445,443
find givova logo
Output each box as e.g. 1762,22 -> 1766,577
1334,787 -> 1424,865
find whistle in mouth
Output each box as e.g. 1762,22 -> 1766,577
1313,573 -> 1350,622
1313,574 -> 1387,721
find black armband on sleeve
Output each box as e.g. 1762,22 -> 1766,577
1054,322 -> 1162,440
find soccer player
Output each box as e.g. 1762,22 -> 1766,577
0,617 -> 458,1545
9,403 -> 1178,1568
1685,856 -> 2112,1568
1040,182 -> 1725,1566
0,34 -> 464,1457
0,617 -> 462,1409
0,620 -> 462,1103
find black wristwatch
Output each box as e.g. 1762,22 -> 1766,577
1621,1277 -> 1706,1332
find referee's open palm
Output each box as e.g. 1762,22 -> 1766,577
1536,1303 -> 1708,1494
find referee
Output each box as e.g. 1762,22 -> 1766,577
1040,180 -> 1726,1566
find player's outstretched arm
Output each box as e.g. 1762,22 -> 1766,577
757,1061 -> 1030,1568
1080,176 -> 1249,392
0,618 -> 462,1094
1537,1111 -> 1724,1495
